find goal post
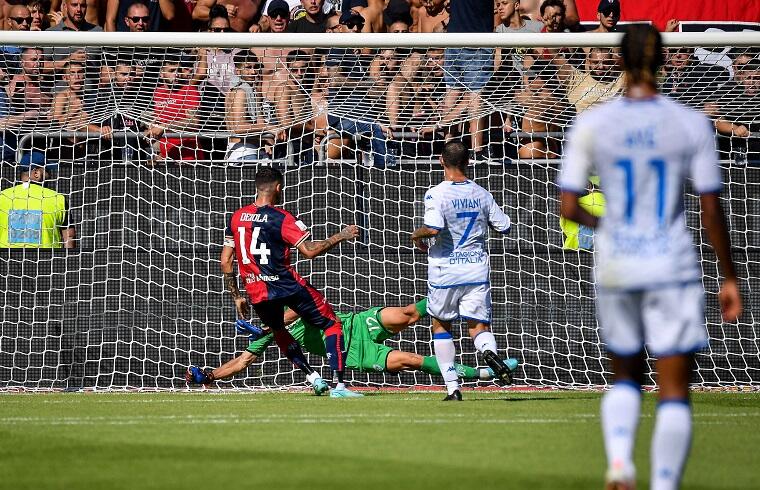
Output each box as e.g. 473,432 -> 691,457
0,31 -> 757,391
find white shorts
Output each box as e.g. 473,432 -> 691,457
596,282 -> 708,357
427,283 -> 492,324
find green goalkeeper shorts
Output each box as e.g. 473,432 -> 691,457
345,307 -> 395,372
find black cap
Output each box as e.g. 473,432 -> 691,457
598,0 -> 620,13
267,0 -> 290,17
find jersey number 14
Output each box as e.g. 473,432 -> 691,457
237,226 -> 271,265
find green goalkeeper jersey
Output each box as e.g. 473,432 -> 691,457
246,308 -> 394,358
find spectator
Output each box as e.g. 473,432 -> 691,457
369,48 -> 402,86
411,0 -> 448,33
661,46 -> 730,109
494,0 -> 543,75
44,0 -> 103,94
540,0 -> 570,33
707,51 -> 760,162
7,4 -> 32,31
105,0 -> 175,32
524,0 -> 578,26
387,47 -> 445,130
513,57 -> 569,158
0,4 -> 31,77
0,152 -> 75,249
225,50 -> 270,163
51,61 -> 112,151
8,47 -> 49,114
551,47 -> 623,114
144,52 -> 204,163
50,0 -> 104,27
286,0 -> 327,32
342,0 -> 384,32
325,10 -> 396,167
29,0 -> 51,31
587,0 -> 619,33
192,0 -> 262,31
102,57 -> 150,163
439,0 -> 493,160
383,0 -> 411,30
277,49 -> 318,163
262,0 -> 290,32
387,18 -> 409,32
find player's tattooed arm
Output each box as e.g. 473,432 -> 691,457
411,225 -> 439,252
297,225 -> 360,259
224,272 -> 242,299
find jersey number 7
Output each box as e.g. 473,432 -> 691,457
237,226 -> 271,265
456,212 -> 479,246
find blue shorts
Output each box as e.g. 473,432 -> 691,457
443,48 -> 494,91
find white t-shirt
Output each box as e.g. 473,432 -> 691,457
423,180 -> 511,288
559,95 -> 723,290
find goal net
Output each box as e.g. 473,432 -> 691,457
0,32 -> 757,391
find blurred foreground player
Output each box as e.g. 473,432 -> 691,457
559,25 -> 743,490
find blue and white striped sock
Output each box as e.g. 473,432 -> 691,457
433,331 -> 459,395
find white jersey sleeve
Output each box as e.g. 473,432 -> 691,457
558,118 -> 595,193
423,189 -> 445,230
689,114 -> 723,195
488,195 -> 512,234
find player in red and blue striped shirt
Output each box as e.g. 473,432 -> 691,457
190,167 -> 362,397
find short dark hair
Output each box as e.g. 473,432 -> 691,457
208,4 -> 228,23
540,0 -> 565,17
621,24 -> 664,86
233,50 -> 261,70
441,139 -> 469,172
255,166 -> 284,191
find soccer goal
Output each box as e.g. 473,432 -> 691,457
0,31 -> 757,391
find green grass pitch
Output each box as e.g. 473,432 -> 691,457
0,390 -> 758,490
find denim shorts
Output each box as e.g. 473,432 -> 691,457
443,48 -> 494,91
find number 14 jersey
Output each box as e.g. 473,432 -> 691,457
423,180 -> 511,288
224,204 -> 311,302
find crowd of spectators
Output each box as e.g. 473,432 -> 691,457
0,0 -> 756,166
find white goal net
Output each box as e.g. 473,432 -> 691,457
0,32 -> 758,390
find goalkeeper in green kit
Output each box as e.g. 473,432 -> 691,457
186,299 -> 519,389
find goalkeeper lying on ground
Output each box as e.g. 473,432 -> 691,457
186,299 -> 518,392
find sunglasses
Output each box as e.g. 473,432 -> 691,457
600,8 -> 620,17
128,15 -> 150,23
342,19 -> 364,29
269,11 -> 289,19
11,16 -> 31,24
209,26 -> 232,32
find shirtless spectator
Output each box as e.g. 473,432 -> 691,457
51,61 -> 112,160
192,0 -> 261,31
513,57 -> 570,158
342,0 -> 383,32
383,0 -> 410,31
225,50 -> 270,163
50,0 -> 104,27
586,0 -> 619,33
105,0 -> 175,32
277,49 -> 319,164
29,0 -> 50,30
144,53 -> 204,163
286,0 -> 326,32
0,47 -> 49,158
6,4 -> 31,31
551,47 -> 623,114
387,47 -> 445,131
386,17 -> 409,33
8,47 -> 50,114
411,0 -> 448,33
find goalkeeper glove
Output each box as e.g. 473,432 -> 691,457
235,319 -> 266,342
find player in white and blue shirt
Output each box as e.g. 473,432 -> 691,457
412,140 -> 516,400
559,26 -> 742,490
